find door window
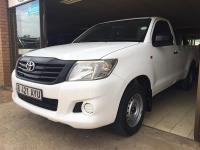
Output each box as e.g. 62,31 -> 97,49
16,0 -> 41,55
152,21 -> 174,46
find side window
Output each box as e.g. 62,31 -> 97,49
152,21 -> 174,47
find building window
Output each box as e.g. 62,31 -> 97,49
16,0 -> 41,55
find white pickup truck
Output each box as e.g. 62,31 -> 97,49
12,17 -> 199,136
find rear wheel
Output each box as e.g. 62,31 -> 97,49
112,81 -> 146,136
180,64 -> 196,90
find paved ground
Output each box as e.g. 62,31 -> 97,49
144,85 -> 196,139
0,89 -> 12,104
0,101 -> 200,150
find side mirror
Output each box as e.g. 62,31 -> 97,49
153,34 -> 173,47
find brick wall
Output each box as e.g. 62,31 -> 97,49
0,0 -> 11,86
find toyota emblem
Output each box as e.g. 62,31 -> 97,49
26,61 -> 35,72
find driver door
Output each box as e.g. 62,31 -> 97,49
151,20 -> 178,94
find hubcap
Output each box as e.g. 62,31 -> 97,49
126,94 -> 143,127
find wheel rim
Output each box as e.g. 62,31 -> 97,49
126,93 -> 143,127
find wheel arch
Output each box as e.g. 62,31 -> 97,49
122,75 -> 153,112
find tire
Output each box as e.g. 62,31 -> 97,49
112,80 -> 146,136
180,64 -> 196,90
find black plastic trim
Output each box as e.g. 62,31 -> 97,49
73,102 -> 83,113
18,93 -> 58,111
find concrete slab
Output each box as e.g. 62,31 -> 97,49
0,102 -> 199,150
144,85 -> 196,139
0,89 -> 12,104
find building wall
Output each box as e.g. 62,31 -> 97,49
0,0 -> 11,86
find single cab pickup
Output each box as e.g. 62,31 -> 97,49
12,17 -> 199,135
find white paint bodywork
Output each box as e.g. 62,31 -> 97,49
8,0 -> 31,8
12,17 -> 199,129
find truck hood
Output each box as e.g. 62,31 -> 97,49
25,42 -> 139,60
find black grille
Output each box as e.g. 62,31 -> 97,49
18,93 -> 58,111
16,57 -> 75,84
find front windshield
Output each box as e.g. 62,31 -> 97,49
74,19 -> 151,43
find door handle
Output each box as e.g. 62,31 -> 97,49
174,51 -> 178,54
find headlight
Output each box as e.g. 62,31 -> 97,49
67,59 -> 117,81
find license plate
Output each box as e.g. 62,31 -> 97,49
16,84 -> 42,100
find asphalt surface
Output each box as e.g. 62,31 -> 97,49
0,102 -> 199,150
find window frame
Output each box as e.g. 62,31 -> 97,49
151,20 -> 175,46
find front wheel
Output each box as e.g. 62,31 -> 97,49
112,81 -> 146,136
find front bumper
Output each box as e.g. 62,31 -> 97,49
12,71 -> 125,129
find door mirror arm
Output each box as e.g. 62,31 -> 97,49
152,34 -> 174,47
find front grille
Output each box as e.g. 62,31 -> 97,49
18,93 -> 58,111
16,57 -> 75,84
